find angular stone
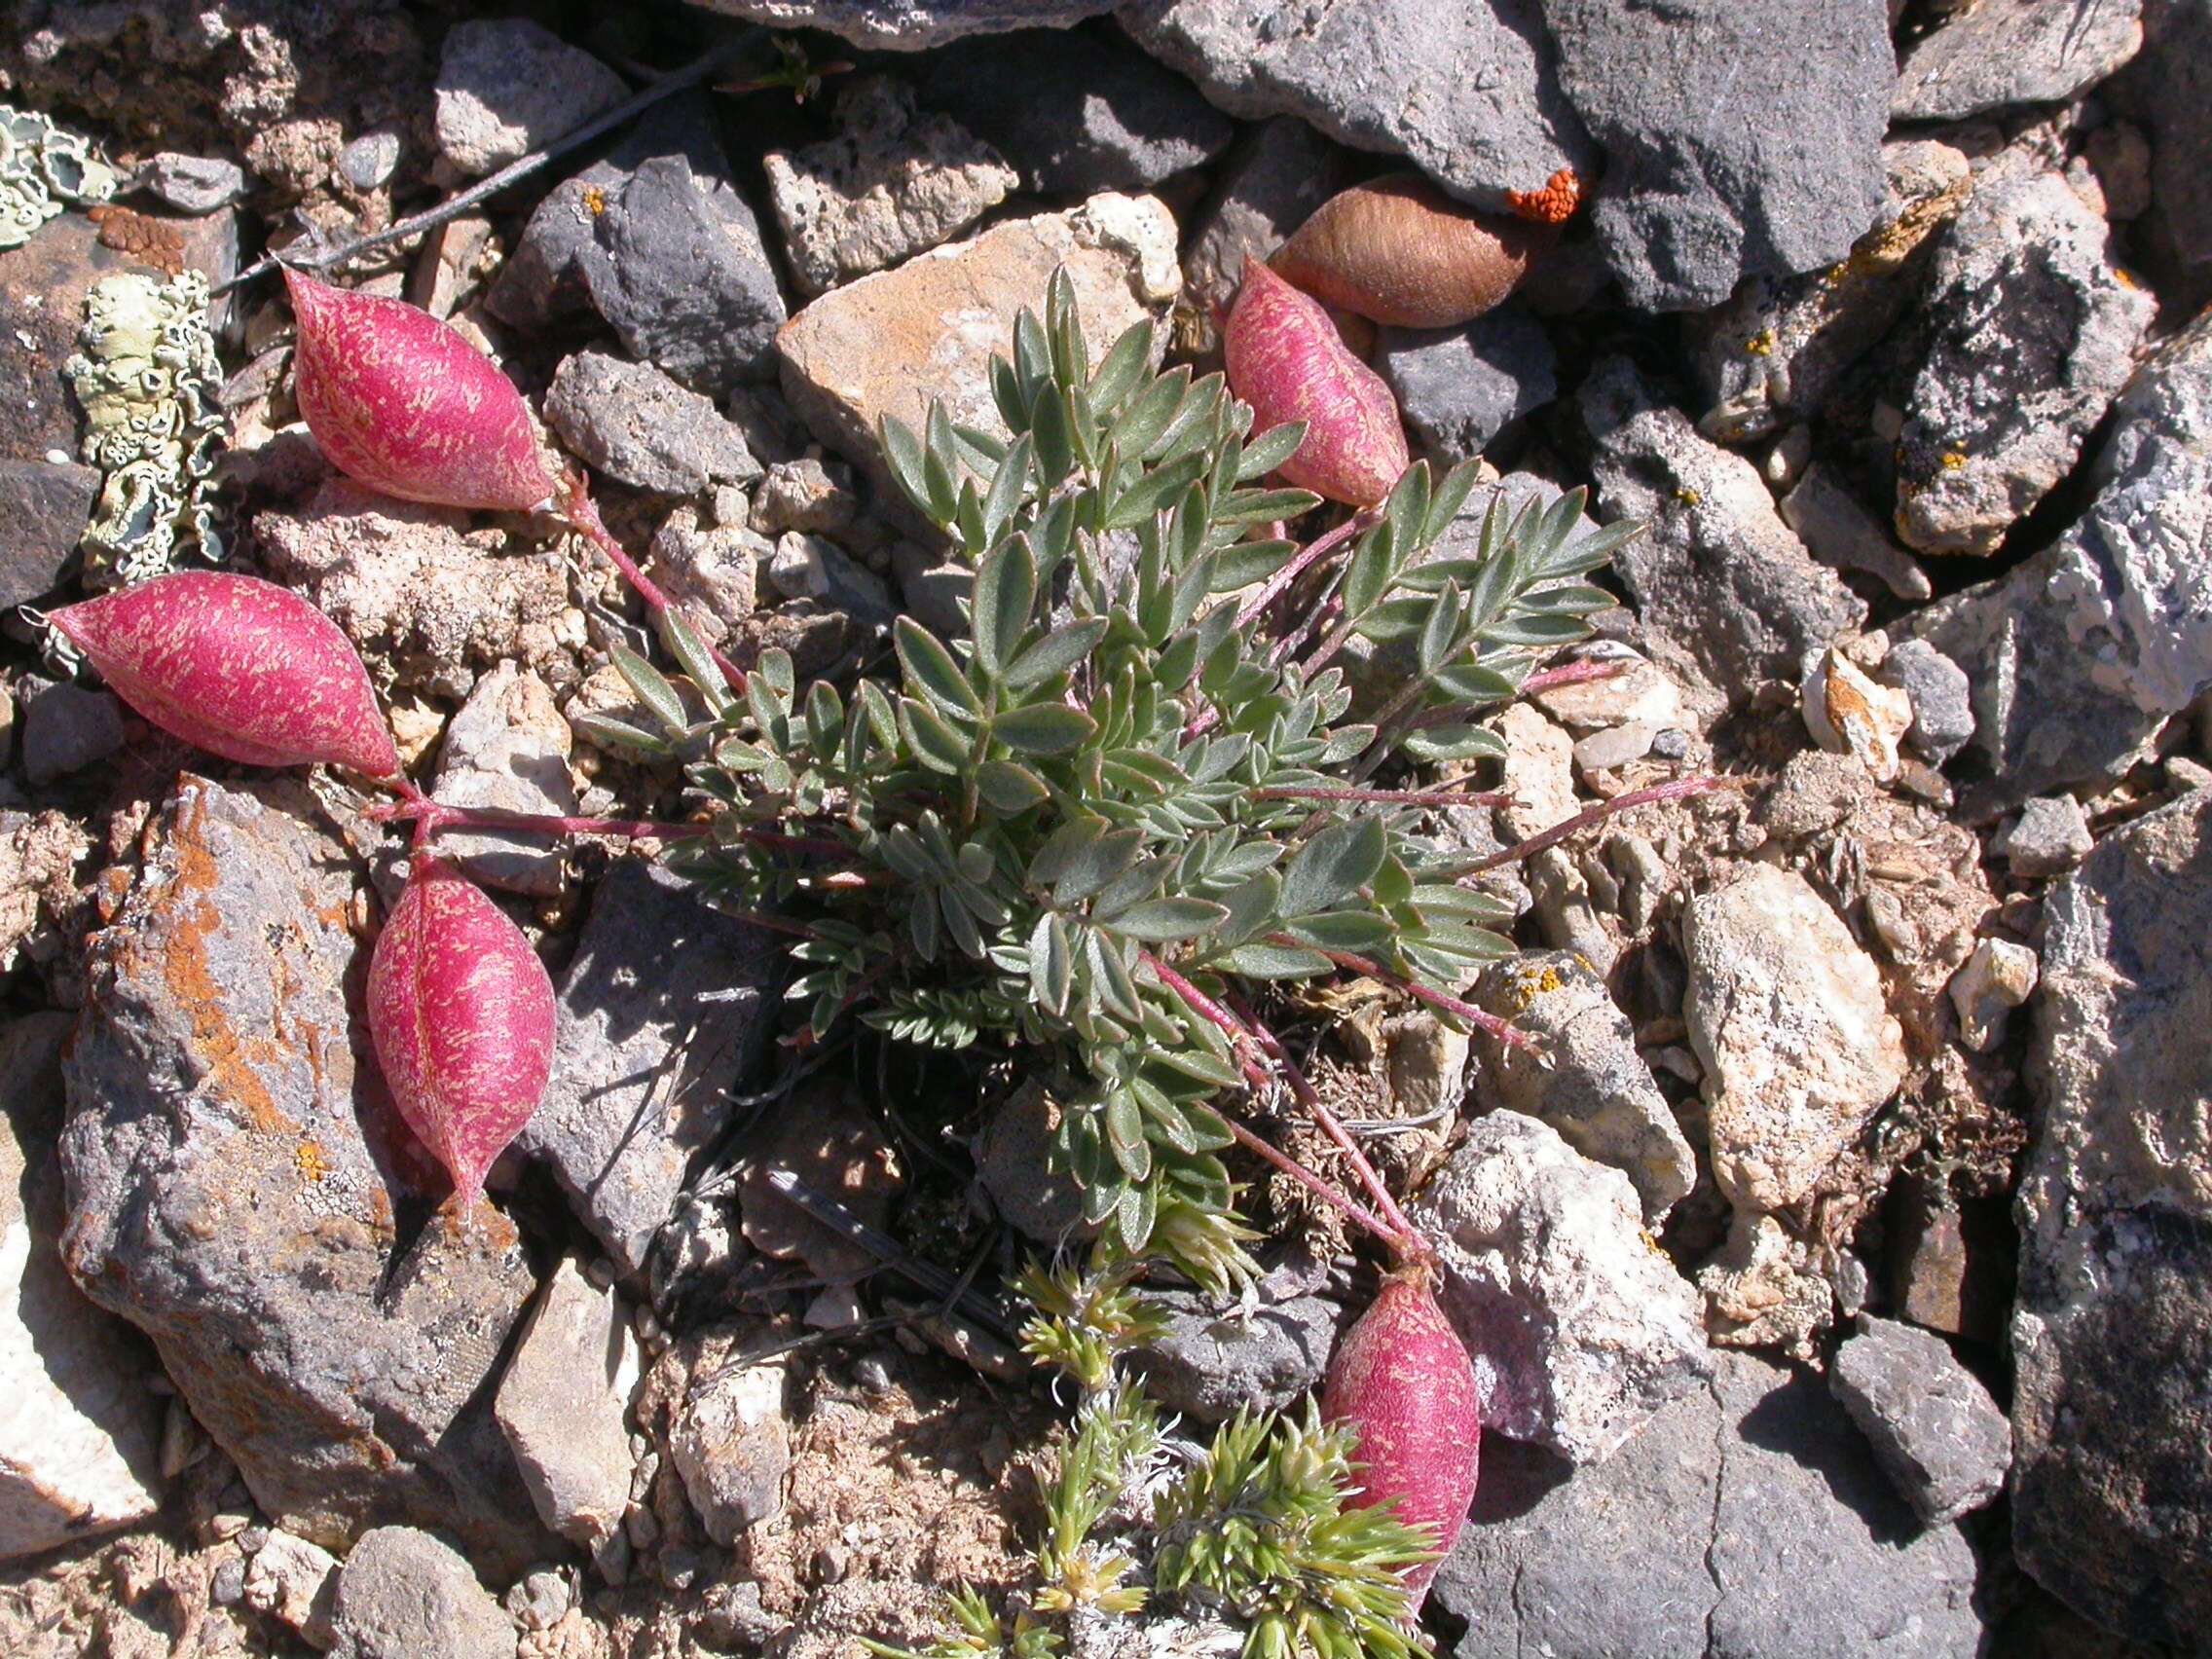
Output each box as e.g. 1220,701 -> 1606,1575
1875,637 -> 1975,768
1539,0 -> 1891,311
18,681 -> 125,785
0,459 -> 99,608
575,154 -> 788,395
1411,1112 -> 1711,1462
1683,864 -> 1906,1212
429,664 -> 577,899
141,153 -> 249,214
1696,1211 -> 1836,1357
433,18 -> 627,178
495,1259 -> 639,1553
764,76 -> 1016,297
1378,308 -> 1557,464
974,1080 -> 1094,1245
1130,1290 -> 1346,1424
1583,355 -> 1865,699
2013,787 -> 2212,1645
1,1013 -> 163,1563
1895,0 -> 2144,122
647,505 -> 765,645
1691,138 -> 1972,444
59,777 -> 548,1574
1994,795 -> 2094,878
543,350 -> 762,497
2107,0 -> 2212,312
1469,952 -> 1695,1223
669,1360 -> 790,1546
1896,160 -> 2155,557
777,192 -> 1177,483
1831,1315 -> 2011,1526
1781,462 -> 1931,603
917,27 -> 1234,196
1433,1351 -> 1981,1659
328,1526 -> 516,1659
686,0 -> 1111,49
243,1529 -> 340,1643
1901,313 -> 2212,815
1118,0 -> 1593,210
511,859 -> 785,1275
1947,937 -> 2039,1052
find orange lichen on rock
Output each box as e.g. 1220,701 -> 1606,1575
1506,167 -> 1582,226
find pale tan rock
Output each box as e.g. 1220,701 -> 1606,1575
1802,646 -> 1914,784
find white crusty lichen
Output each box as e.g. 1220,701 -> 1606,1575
0,103 -> 116,247
64,270 -> 227,587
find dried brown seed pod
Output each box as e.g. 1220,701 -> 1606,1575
1272,172 -> 1560,329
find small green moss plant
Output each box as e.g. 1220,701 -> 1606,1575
867,1256 -> 1438,1659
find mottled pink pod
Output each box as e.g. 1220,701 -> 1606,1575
1224,256 -> 1409,508
49,571 -> 400,777
1322,1268 -> 1483,1608
366,857 -> 556,1208
285,268 -> 559,513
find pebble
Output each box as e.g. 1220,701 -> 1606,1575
1801,647 -> 1912,785
1570,720 -> 1656,777
338,131 -> 401,193
242,1530 -> 340,1643
765,532 -> 895,619
0,458 -> 99,608
974,1080 -> 1095,1244
1779,463 -> 1931,602
1894,0 -> 2146,121
326,1526 -> 516,1659
1995,794 -> 2095,877
494,1259 -> 641,1554
1378,308 -> 1557,464
1130,1291 -> 1346,1423
1830,1315 -> 2012,1526
1876,637 -> 1975,768
1947,937 -> 2039,1051
428,663 -> 577,898
751,456 -> 858,537
669,1361 -> 791,1547
433,18 -> 628,178
544,350 -> 762,497
140,152 -> 248,214
18,679 -> 125,785
502,1567 -> 569,1633
646,505 -> 765,644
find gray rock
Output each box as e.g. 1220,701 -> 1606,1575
669,1360 -> 790,1546
1539,0 -> 1891,311
973,1080 -> 1094,1244
243,1529 -> 340,1643
1582,355 -> 1865,699
1116,0 -> 1594,210
1683,864 -> 1906,1212
1901,312 -> 2212,814
1896,160 -> 2155,557
685,0 -> 1112,49
2014,788 -> 2212,1644
1875,637 -> 1975,767
1182,117 -> 1356,321
893,542 -> 971,639
0,458 -> 100,608
511,859 -> 786,1275
764,532 -> 896,621
1780,463 -> 1932,603
764,76 -> 1016,297
575,154 -> 788,395
1691,139 -> 1972,443
339,132 -> 402,194
19,680 -> 124,784
503,1567 -> 569,1633
1895,0 -> 2145,122
328,1526 -> 516,1659
60,777 -> 548,1574
545,350 -> 762,498
1995,795 -> 2094,877
428,663 -> 577,898
1433,1351 -> 1982,1659
917,28 -> 1235,196
1411,1112 -> 1712,1462
751,458 -> 858,538
1,1013 -> 164,1562
433,18 -> 628,178
1469,952 -> 1695,1223
1130,1291 -> 1346,1423
647,505 -> 765,645
495,1259 -> 638,1554
139,152 -> 248,214
2107,0 -> 2212,313
1378,308 -> 1557,464
486,95 -> 728,332
1830,1315 -> 2010,1526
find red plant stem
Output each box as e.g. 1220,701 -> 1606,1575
1252,785 -> 1516,809
1291,940 -> 1540,1053
1224,990 -> 1424,1254
1452,776 -> 1722,877
1517,657 -> 1631,697
557,475 -> 749,692
1139,949 -> 1415,1255
1234,507 -> 1378,630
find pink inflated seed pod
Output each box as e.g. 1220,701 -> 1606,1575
1321,1267 -> 1483,1608
366,856 -> 556,1209
1224,255 -> 1409,508
285,268 -> 559,513
49,570 -> 400,778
